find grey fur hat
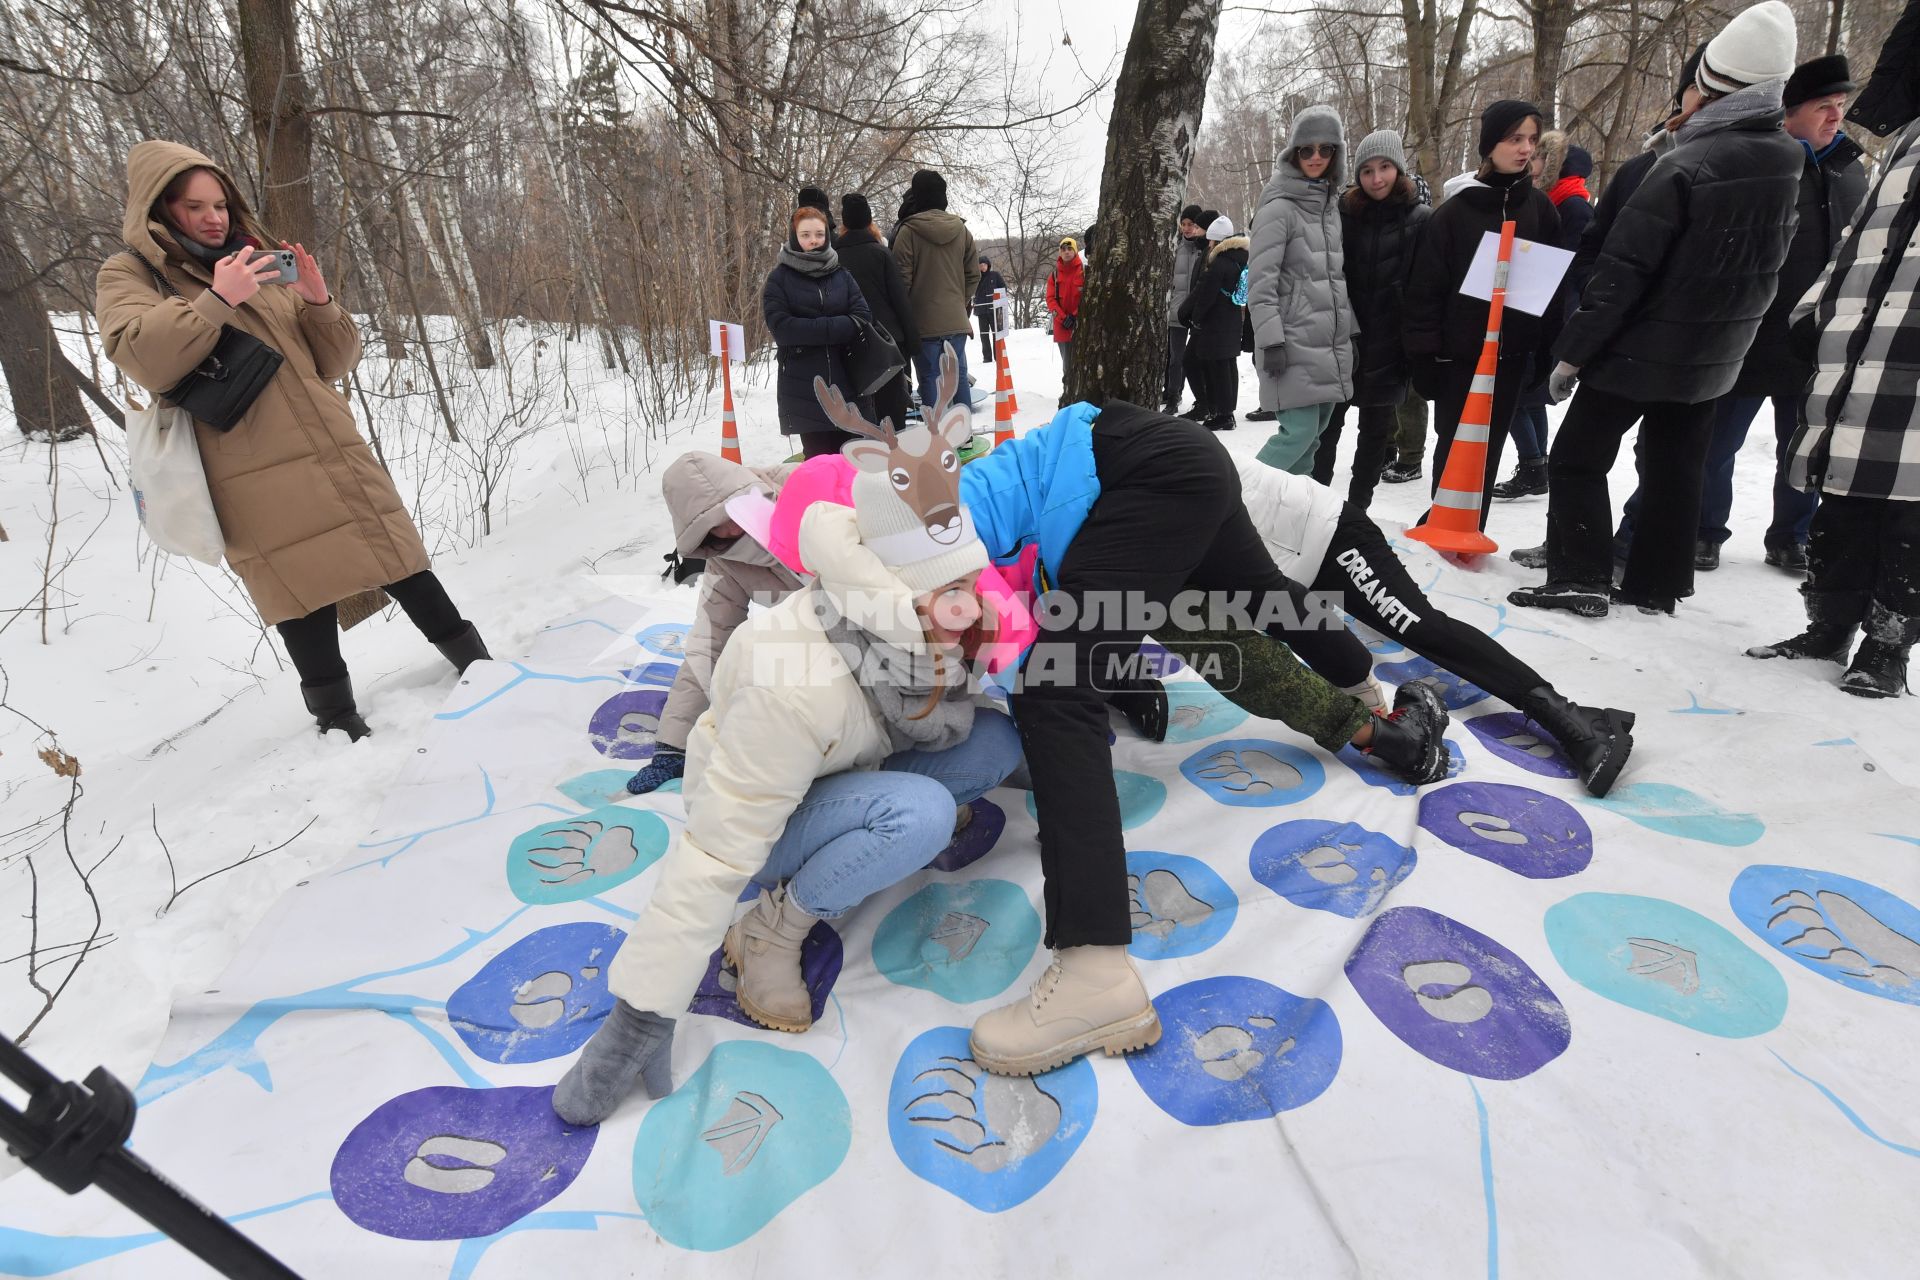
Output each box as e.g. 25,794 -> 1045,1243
1351,128 -> 1408,176
1285,105 -> 1347,186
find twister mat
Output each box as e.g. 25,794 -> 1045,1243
4,589 -> 1919,1277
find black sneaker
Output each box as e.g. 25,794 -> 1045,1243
1380,460 -> 1422,484
1204,414 -> 1236,431
1765,543 -> 1809,574
1694,540 -> 1721,572
1610,586 -> 1677,616
1246,408 -> 1278,422
1510,543 -> 1548,569
1178,406 -> 1207,422
1508,581 -> 1609,617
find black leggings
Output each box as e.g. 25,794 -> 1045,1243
276,570 -> 465,685
1313,507 -> 1543,703
1011,407 -> 1368,948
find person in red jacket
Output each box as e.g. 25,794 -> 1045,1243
1046,236 -> 1085,385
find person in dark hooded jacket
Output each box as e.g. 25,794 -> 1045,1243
1511,1 -> 1803,619
1311,128 -> 1430,510
835,192 -> 917,430
763,205 -> 872,457
973,256 -> 1008,364
1177,215 -> 1249,430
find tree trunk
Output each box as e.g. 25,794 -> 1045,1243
1530,0 -> 1576,126
1067,0 -> 1224,405
1826,0 -> 1845,54
0,227 -> 93,439
234,0 -> 317,246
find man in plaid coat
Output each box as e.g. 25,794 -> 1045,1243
1752,0 -> 1920,697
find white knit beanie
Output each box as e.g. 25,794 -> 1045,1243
848,449 -> 989,594
1698,1 -> 1798,95
1206,214 -> 1235,241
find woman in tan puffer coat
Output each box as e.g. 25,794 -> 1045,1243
96,142 -> 486,740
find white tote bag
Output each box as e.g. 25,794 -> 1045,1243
128,400 -> 226,565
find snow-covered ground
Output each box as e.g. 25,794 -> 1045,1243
0,317 -> 1914,1192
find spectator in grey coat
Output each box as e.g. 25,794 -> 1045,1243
1248,105 -> 1357,473
1165,203 -> 1208,412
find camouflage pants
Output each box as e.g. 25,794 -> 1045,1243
1150,626 -> 1369,752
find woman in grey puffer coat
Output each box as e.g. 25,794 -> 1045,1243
1249,105 -> 1357,473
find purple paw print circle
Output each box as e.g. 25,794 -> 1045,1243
588,688 -> 668,761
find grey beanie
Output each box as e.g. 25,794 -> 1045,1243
1351,129 -> 1408,176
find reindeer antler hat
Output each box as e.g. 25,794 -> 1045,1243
813,347 -> 988,594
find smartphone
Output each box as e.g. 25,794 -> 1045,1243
263,248 -> 299,285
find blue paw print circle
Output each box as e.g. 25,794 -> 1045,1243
1250,819 -> 1416,919
1026,771 -> 1166,829
632,1041 -> 851,1251
1377,657 -> 1489,709
888,1025 -> 1098,1212
1179,739 -> 1326,808
1464,711 -> 1578,779
1125,851 -> 1238,960
588,688 -> 669,761
446,922 -> 626,1064
872,879 -> 1043,1003
1126,975 -> 1342,1126
505,804 -> 670,905
633,621 -> 690,659
332,1086 -> 595,1241
1729,864 -> 1920,1006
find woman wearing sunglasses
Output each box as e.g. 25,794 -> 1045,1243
1247,106 -> 1357,473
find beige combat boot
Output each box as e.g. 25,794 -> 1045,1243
968,945 -> 1160,1075
723,886 -> 818,1033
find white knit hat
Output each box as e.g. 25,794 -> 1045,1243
1698,1 -> 1798,95
848,441 -> 989,594
1206,214 -> 1235,241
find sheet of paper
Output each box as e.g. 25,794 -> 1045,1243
709,319 -> 747,360
1460,231 -> 1574,317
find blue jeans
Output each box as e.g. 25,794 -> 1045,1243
915,334 -> 972,413
753,708 -> 1020,917
1618,394 -> 1819,551
1513,404 -> 1550,460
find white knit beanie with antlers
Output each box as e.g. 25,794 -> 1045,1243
850,466 -> 989,594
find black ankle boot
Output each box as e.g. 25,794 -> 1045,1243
1745,588 -> 1868,661
1520,686 -> 1636,797
1107,677 -> 1169,742
435,622 -> 492,675
1363,681 -> 1451,785
1840,602 -> 1917,698
302,677 -> 372,741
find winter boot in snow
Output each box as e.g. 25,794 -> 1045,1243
1745,589 -> 1868,662
969,945 -> 1160,1076
1245,408 -> 1279,423
1362,680 -> 1452,785
1509,543 -> 1549,569
1491,457 -> 1548,500
435,622 -> 491,675
552,1001 -> 675,1125
1521,686 -> 1636,798
1840,602 -> 1918,698
723,887 -> 821,1032
1108,676 -> 1169,742
1508,580 -> 1609,618
302,677 -> 371,742
1380,459 -> 1422,484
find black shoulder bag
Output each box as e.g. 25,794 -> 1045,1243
846,313 -> 908,396
126,251 -> 284,433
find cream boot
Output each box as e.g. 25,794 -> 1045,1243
968,945 -> 1160,1076
723,886 -> 818,1033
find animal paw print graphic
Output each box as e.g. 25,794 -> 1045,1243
403,1135 -> 505,1195
1129,869 -> 1213,940
1189,1017 -> 1291,1081
906,1056 -> 1064,1173
523,818 -> 641,888
1769,888 -> 1920,989
1194,746 -> 1303,796
702,1092 -> 783,1176
1400,960 -> 1493,1023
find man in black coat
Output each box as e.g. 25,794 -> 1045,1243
835,193 -> 917,427
973,255 -> 1008,364
1612,54 -> 1869,578
1512,0 -> 1803,618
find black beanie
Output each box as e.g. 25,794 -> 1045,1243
840,192 -> 873,231
909,169 -> 948,211
796,186 -> 834,233
1784,54 -> 1856,109
1562,145 -> 1594,180
1197,208 -> 1221,229
1674,42 -> 1708,111
1477,100 -> 1542,158
1180,203 -> 1204,226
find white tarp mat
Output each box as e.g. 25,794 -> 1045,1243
4,585 -> 1919,1278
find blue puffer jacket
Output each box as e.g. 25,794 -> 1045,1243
959,401 -> 1103,593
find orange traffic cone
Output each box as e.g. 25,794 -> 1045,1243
718,325 -> 742,464
992,310 -> 1015,447
1405,220 -> 1516,557
994,288 -> 1019,416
